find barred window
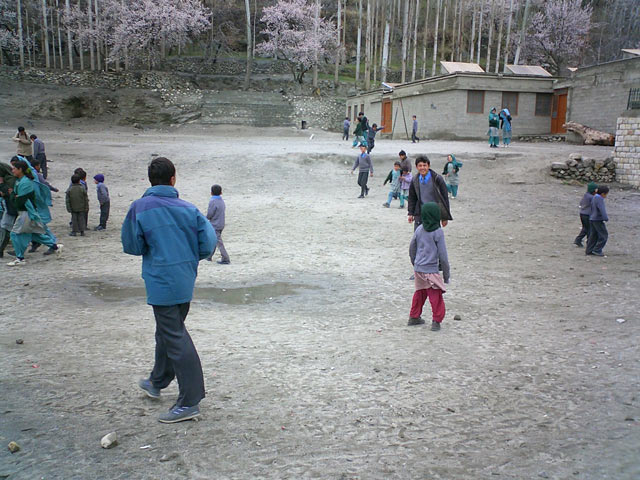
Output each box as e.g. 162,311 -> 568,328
502,92 -> 519,115
467,90 -> 484,114
348,106 -> 352,120
535,93 -> 553,116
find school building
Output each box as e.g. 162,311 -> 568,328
346,55 -> 640,141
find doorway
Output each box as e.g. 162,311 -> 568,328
381,98 -> 392,134
551,91 -> 567,134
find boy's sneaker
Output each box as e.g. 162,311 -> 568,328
94,226 -> 105,231
592,251 -> 605,257
138,378 -> 161,399
573,241 -> 583,247
407,317 -> 425,326
382,203 -> 390,207
43,244 -> 63,256
158,404 -> 200,424
357,195 -> 364,199
398,205 -> 404,209
217,260 -> 230,265
69,232 -> 77,237
365,187 -> 370,196
431,321 -> 441,331
29,243 -> 41,253
7,258 -> 25,267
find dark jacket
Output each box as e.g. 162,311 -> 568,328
66,184 -> 89,213
407,169 -> 452,221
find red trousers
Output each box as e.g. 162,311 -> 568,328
410,288 -> 445,322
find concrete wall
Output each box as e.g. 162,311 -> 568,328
614,113 -> 640,188
566,57 -> 640,134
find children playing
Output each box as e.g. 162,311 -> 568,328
351,144 -> 373,198
206,184 -> 230,264
93,174 -> 110,230
382,161 -> 402,208
585,185 -> 609,256
408,202 -> 450,331
442,154 -> 462,199
574,182 -> 597,247
399,168 -> 413,209
366,123 -> 384,154
66,174 -> 89,236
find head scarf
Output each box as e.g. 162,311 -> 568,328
587,182 -> 597,194
420,202 -> 441,232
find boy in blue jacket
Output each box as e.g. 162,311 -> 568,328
121,157 -> 216,423
585,185 -> 609,257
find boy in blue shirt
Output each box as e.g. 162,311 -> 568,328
122,157 -> 216,423
585,185 -> 609,256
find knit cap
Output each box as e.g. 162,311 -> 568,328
94,174 -> 105,183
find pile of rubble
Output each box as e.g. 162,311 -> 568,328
550,153 -> 616,183
517,135 -> 565,142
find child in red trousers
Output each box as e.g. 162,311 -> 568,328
408,202 -> 450,331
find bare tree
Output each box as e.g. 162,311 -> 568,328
88,0 -> 95,70
55,0 -> 64,68
364,0 -> 372,89
513,0 -> 529,65
41,0 -> 50,67
475,0 -> 483,64
381,0 -> 390,81
94,0 -> 101,69
502,0 -> 514,70
401,0 -> 409,82
450,0 -> 458,61
421,0 -> 430,77
334,0 -> 341,85
486,0 -> 495,70
456,0 -> 463,60
65,0 -> 73,69
494,0 -> 505,72
431,0 -> 440,76
312,0 -> 319,88
243,0 -> 252,89
469,0 -> 476,61
356,0 -> 362,81
410,0 -> 419,81
16,0 -> 24,67
440,0 -> 446,61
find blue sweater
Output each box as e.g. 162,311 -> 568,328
589,194 -> 608,222
121,185 -> 216,306
409,225 -> 450,282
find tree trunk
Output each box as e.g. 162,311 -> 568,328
312,0 -> 319,88
502,0 -> 514,70
421,0 -> 430,78
456,0 -> 463,61
431,0 -> 440,76
381,0 -> 390,82
244,0 -> 253,90
334,0 -> 341,86
563,122 -> 615,146
513,0 -> 529,65
486,0 -> 495,71
56,0 -> 64,68
356,0 -> 362,81
494,0 -> 504,72
41,0 -> 51,68
88,0 -> 95,70
17,0 -> 25,68
65,0 -> 73,69
469,0 -> 476,62
450,0 -> 457,61
475,0 -> 483,65
25,5 -> 32,67
410,0 -> 419,81
440,1 -> 447,61
401,0 -> 409,82
364,0 -> 372,89
94,0 -> 101,70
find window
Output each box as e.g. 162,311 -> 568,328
535,93 -> 552,116
348,105 -> 352,120
467,90 -> 484,114
353,105 -> 358,121
501,92 -> 519,115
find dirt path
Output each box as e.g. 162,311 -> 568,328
1,124 -> 639,479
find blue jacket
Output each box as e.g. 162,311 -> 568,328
589,194 -> 608,222
121,185 -> 216,306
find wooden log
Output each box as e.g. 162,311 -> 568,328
563,121 -> 615,146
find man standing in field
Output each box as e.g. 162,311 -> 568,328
121,157 -> 216,423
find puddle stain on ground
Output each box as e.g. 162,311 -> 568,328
86,282 -> 310,305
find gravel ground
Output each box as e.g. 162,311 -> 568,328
1,123 -> 639,480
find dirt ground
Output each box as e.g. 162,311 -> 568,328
1,122 -> 639,480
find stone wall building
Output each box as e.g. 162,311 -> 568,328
614,111 -> 640,188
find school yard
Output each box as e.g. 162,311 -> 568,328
1,123 -> 639,479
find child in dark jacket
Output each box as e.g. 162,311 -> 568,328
585,185 -> 609,256
93,174 -> 110,230
382,161 -> 402,208
66,174 -> 89,236
408,202 -> 450,331
574,182 -> 597,247
206,184 -> 230,264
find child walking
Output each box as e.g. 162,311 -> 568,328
366,123 -> 385,154
408,202 -> 450,331
574,182 -> 597,247
585,185 -> 609,256
66,174 -> 89,236
399,169 -> 413,209
93,174 -> 110,230
206,184 -> 230,264
442,154 -> 462,199
351,144 -> 373,198
382,161 -> 402,208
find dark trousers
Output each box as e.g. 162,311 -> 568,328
150,303 -> 205,408
357,171 -> 369,196
586,220 -> 608,254
207,228 -> 230,262
71,211 -> 86,233
574,213 -> 590,245
36,153 -> 48,179
412,130 -> 419,143
366,138 -> 375,154
99,201 -> 110,228
343,128 -> 349,141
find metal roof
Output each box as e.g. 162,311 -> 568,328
621,49 -> 640,57
440,61 -> 485,74
505,64 -> 552,77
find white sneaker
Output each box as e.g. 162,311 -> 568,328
7,258 -> 25,266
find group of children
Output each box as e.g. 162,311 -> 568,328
65,168 -> 110,236
574,182 -> 610,256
